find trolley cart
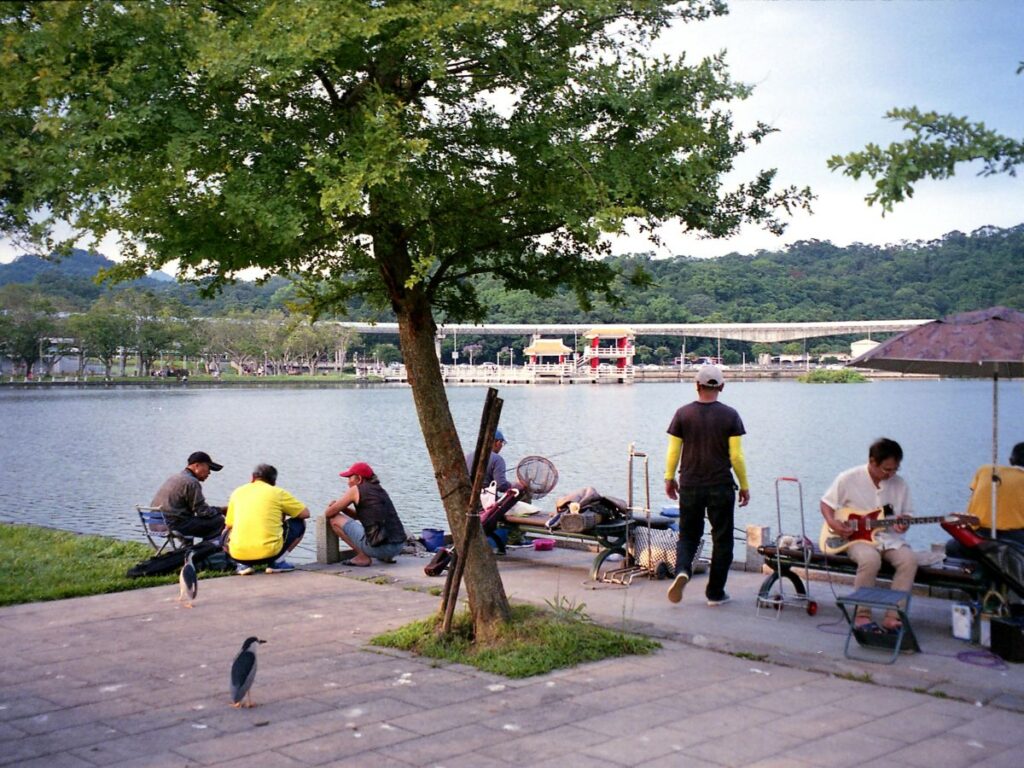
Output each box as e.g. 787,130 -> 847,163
603,442 -> 651,584
756,477 -> 818,618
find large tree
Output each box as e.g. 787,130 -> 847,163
0,0 -> 810,639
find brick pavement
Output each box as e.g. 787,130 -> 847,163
0,562 -> 1022,767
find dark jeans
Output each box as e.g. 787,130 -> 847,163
675,484 -> 735,600
232,518 -> 306,566
171,514 -> 225,542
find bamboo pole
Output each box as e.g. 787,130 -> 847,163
440,388 -> 502,633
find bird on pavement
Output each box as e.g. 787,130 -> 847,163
178,550 -> 197,608
230,636 -> 266,708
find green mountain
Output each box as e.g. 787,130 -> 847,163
2,225 -> 1022,322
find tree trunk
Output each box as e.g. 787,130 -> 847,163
395,294 -> 512,641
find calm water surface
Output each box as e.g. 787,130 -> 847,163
2,379 -> 1021,563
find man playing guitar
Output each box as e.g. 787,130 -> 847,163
820,438 -> 918,633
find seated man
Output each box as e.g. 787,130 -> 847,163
325,462 -> 407,566
150,451 -> 226,541
464,429 -> 511,498
225,464 -> 310,574
947,442 -> 1024,557
820,438 -> 918,633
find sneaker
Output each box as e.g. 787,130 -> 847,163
545,512 -> 563,530
707,593 -> 732,606
266,560 -> 296,573
667,573 -> 689,603
235,564 -> 254,576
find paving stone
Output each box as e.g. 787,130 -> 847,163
884,735 -> 1009,768
283,720 -> 418,764
784,729 -> 907,767
378,721 -> 515,764
684,725 -> 805,767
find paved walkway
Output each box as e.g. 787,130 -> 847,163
1,547 -> 1022,768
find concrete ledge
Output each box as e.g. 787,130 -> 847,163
315,515 -> 340,564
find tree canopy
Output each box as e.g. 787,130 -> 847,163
0,0 -> 811,639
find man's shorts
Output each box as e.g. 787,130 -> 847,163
342,519 -> 404,562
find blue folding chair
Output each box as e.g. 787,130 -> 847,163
136,506 -> 190,554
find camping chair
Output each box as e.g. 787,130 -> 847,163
136,505 -> 190,555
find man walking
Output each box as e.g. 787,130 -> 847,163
150,451 -> 226,541
664,365 -> 750,606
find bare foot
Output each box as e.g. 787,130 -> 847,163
348,557 -> 372,567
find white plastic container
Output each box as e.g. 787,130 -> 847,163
951,603 -> 973,640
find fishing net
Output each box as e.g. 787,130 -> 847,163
515,455 -> 559,500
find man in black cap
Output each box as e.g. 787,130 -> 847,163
150,451 -> 226,541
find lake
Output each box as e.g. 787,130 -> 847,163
1,379 -> 1021,563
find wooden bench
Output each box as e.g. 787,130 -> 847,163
501,513 -> 634,581
756,544 -> 993,604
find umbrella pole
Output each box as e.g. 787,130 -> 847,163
991,373 -> 999,539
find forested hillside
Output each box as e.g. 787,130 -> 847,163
2,225 -> 1021,322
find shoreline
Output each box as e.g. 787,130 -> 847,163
0,369 -> 946,389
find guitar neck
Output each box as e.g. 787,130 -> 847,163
868,514 -> 948,530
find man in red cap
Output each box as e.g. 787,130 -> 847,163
325,462 -> 407,566
149,451 -> 226,541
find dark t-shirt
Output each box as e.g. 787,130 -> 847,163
667,401 -> 746,488
355,480 -> 407,544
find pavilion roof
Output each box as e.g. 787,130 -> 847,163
523,338 -> 572,355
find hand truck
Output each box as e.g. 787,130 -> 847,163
756,477 -> 818,618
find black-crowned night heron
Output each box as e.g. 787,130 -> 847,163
178,550 -> 197,607
230,636 -> 266,708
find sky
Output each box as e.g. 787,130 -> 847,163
625,0 -> 1024,258
1,0 -> 1022,266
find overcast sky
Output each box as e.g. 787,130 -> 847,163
2,0 -> 1021,266
626,0 -> 1024,257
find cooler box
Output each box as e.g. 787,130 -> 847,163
990,617 -> 1024,663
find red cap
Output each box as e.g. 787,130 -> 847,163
340,462 -> 374,479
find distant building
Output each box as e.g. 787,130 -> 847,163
523,336 -> 572,366
850,339 -> 880,359
581,326 -> 635,383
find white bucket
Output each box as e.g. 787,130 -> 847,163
951,603 -> 973,640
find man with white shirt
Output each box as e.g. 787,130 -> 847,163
820,438 -> 917,633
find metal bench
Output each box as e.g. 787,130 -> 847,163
756,544 -> 991,604
501,514 -> 634,581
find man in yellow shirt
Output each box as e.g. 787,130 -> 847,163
956,442 -> 1024,551
226,464 -> 310,575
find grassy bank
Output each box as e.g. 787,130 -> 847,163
0,523 -> 183,606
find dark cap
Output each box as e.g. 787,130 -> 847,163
187,451 -> 223,472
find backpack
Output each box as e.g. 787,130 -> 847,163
424,546 -> 453,577
126,540 -> 224,578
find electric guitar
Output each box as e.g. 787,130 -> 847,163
819,505 -> 979,555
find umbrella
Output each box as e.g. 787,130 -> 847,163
849,306 -> 1024,536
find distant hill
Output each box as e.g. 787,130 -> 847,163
2,226 -> 1022,323
0,249 -> 170,287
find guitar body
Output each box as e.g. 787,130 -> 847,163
819,508 -> 889,555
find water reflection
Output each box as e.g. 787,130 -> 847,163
1,379 -> 1020,563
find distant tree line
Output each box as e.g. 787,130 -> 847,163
2,224 -> 1022,373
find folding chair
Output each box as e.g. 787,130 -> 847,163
136,505 -> 190,554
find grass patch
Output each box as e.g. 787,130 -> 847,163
0,523 -> 222,606
797,369 -> 867,384
835,671 -> 874,684
732,651 -> 769,662
370,602 -> 659,678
